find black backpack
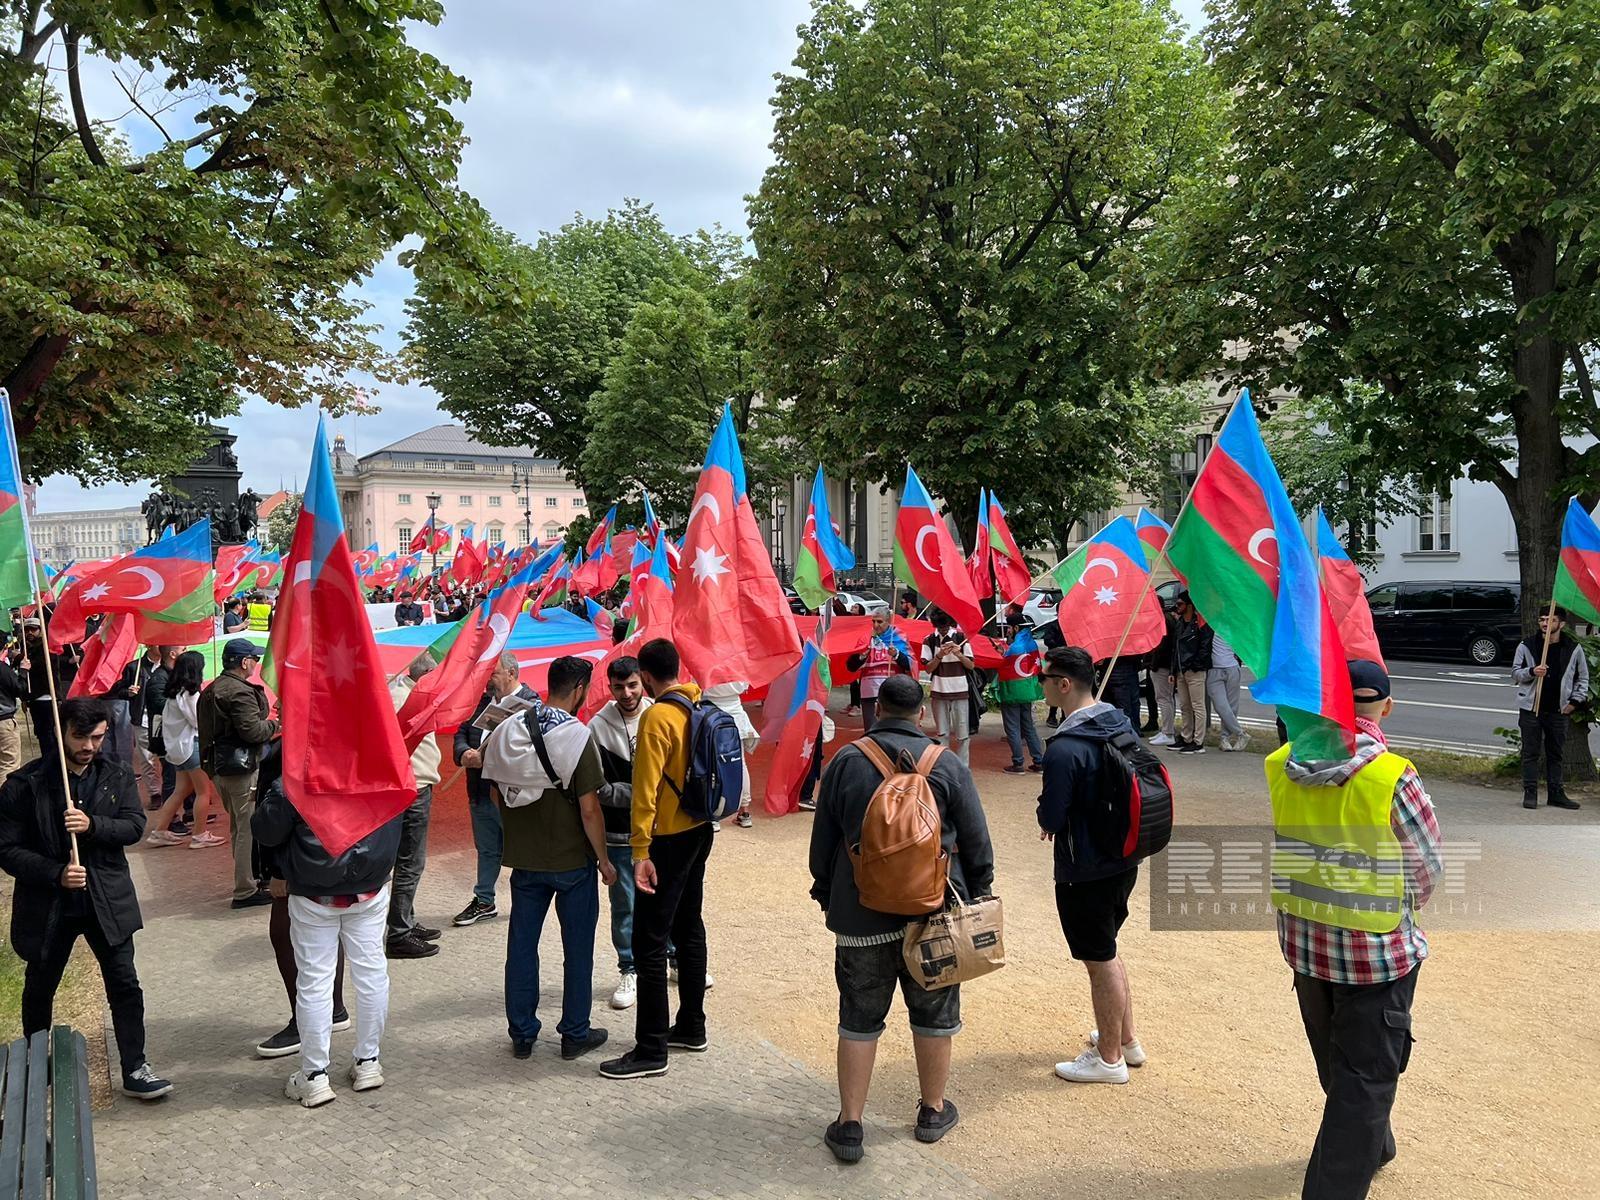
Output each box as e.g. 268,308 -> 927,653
1087,729 -> 1174,864
656,691 -> 746,822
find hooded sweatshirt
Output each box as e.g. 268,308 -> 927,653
1038,701 -> 1138,883
590,697 -> 653,847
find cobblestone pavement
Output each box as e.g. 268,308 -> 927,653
93,797 -> 993,1200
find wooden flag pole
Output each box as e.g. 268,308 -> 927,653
1531,596 -> 1561,712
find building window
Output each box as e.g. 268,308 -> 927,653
458,495 -> 472,506
488,495 -> 503,508
571,497 -> 584,508
397,524 -> 413,550
487,524 -> 504,544
397,493 -> 412,505
543,523 -> 563,540
545,497 -> 558,508
1418,493 -> 1452,551
517,527 -> 531,548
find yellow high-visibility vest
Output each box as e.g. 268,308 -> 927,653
247,602 -> 272,632
1266,743 -> 1407,934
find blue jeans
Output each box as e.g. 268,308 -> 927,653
1002,703 -> 1043,767
468,792 -> 503,905
606,844 -> 635,973
505,865 -> 599,1042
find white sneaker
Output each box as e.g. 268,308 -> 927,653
1054,1049 -> 1129,1084
285,1070 -> 335,1107
1148,733 -> 1175,747
1231,733 -> 1250,752
668,965 -> 714,990
144,829 -> 186,846
348,1058 -> 384,1092
611,972 -> 637,1010
1089,1029 -> 1147,1067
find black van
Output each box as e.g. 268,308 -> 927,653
1365,580 -> 1522,665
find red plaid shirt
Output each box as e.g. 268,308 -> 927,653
1277,719 -> 1443,985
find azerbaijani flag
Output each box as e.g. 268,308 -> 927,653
267,414 -> 415,857
579,533 -> 677,720
49,521 -> 216,649
1133,507 -> 1172,570
985,491 -> 1033,606
1553,497 -> 1600,626
1051,516 -> 1166,662
586,505 -> 617,557
967,488 -> 994,602
992,626 -> 1044,704
0,391 -> 34,612
894,466 -> 984,637
1167,391 -> 1354,755
642,490 -> 681,572
793,466 -> 857,612
1314,507 -> 1385,666
760,621 -> 832,816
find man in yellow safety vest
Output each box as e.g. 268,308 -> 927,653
1265,659 -> 1443,1200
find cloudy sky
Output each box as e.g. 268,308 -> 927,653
36,0 -> 1209,514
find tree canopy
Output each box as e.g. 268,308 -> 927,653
0,0 -> 484,483
748,0 -> 1226,553
1144,0 -> 1600,619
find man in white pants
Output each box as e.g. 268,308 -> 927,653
253,770 -> 404,1107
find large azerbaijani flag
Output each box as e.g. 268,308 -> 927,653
893,466 -> 984,636
1051,516 -> 1166,661
1553,496 -> 1600,625
1167,391 -> 1354,755
793,465 -> 856,612
0,390 -> 34,615
48,520 -> 216,649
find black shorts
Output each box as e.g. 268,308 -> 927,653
1055,867 -> 1139,962
835,939 -> 962,1041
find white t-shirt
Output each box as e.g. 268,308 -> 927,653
1211,632 -> 1239,670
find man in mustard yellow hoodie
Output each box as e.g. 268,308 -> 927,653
600,638 -> 713,1080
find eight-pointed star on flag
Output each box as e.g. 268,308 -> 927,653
325,636 -> 358,686
690,545 -> 730,585
1094,585 -> 1119,607
82,582 -> 111,602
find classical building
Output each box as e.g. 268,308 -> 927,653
31,507 -> 145,563
331,424 -> 587,557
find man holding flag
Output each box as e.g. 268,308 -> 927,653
1510,607 -> 1586,811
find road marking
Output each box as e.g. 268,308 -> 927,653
1234,717 -> 1502,757
1390,673 -> 1511,688
1391,698 -> 1513,715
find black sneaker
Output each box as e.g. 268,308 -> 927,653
797,799 -> 817,812
598,1050 -> 669,1080
1523,790 -> 1539,809
386,932 -> 440,959
121,1063 -> 173,1100
331,1010 -> 351,1033
1177,741 -> 1205,755
825,1119 -> 864,1164
561,1028 -> 610,1060
666,1026 -> 708,1053
256,1019 -> 300,1058
512,1038 -> 534,1060
1550,794 -> 1582,810
453,898 -> 498,927
413,924 -> 442,941
1166,739 -> 1190,752
914,1097 -> 959,1143
1003,764 -> 1026,774
168,820 -> 190,836
231,889 -> 272,910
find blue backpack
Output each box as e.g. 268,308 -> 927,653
658,691 -> 746,822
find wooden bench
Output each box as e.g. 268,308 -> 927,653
0,1027 -> 97,1200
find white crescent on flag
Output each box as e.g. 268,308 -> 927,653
118,565 -> 165,601
1248,528 -> 1278,567
688,493 -> 722,529
914,525 -> 940,572
477,611 -> 513,662
1081,555 -> 1118,583
1014,651 -> 1039,677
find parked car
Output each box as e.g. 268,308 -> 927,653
1021,586 -> 1060,629
835,590 -> 891,617
1365,580 -> 1522,665
781,586 -> 809,615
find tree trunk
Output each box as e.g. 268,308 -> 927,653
2,333 -> 69,425
1567,722 -> 1596,783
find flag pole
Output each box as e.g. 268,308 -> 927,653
1531,595 -> 1561,712
1,389 -> 78,865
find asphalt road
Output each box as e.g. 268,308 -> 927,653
1234,657 -> 1522,756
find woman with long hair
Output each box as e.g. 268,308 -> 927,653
145,651 -> 224,847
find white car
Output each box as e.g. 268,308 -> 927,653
1020,586 -> 1061,628
835,590 -> 891,617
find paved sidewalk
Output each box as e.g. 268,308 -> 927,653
95,802 -> 993,1200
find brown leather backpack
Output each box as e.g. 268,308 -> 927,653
848,738 -> 949,916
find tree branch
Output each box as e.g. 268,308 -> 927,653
64,29 -> 107,167
113,70 -> 172,142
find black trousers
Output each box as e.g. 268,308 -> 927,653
1518,710 -> 1568,795
633,823 -> 713,1062
22,908 -> 146,1078
1294,965 -> 1419,1200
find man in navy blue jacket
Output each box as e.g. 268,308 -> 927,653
1038,645 -> 1147,1085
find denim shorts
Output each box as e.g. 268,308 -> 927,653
166,748 -> 200,771
835,939 -> 961,1041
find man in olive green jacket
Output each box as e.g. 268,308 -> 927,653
199,639 -> 280,908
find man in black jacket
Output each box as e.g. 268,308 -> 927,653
0,697 -> 172,1099
451,652 -> 536,927
108,645 -> 163,805
1039,645 -> 1146,1085
0,635 -> 28,788
253,774 -> 403,1108
1170,592 -> 1214,754
808,674 -> 995,1164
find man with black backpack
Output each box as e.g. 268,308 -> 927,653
807,673 -> 994,1164
1039,645 -> 1171,1085
600,638 -> 745,1081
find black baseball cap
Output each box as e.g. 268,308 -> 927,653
1348,658 -> 1390,702
223,638 -> 262,666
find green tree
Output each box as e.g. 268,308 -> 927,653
748,0 -> 1226,554
1144,0 -> 1600,626
405,202 -> 709,506
265,493 -> 301,554
0,0 -> 484,484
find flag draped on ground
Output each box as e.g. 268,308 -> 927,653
1553,497 -> 1600,625
793,466 -> 856,612
894,466 -> 984,636
1051,516 -> 1165,661
1167,392 -> 1354,755
673,403 -> 801,688
967,488 -> 994,602
266,415 -> 415,858
760,619 -> 832,815
985,491 -> 1033,607
1314,507 -> 1385,667
1133,507 -> 1172,571
49,521 -> 216,649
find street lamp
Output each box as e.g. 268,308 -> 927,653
425,492 -> 442,579
774,497 -> 788,582
509,463 -> 535,548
